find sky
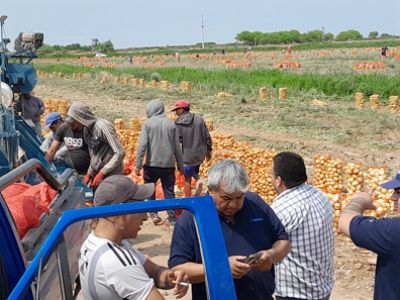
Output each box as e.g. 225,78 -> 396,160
2,0 -> 400,49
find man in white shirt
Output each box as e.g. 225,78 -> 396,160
271,152 -> 334,300
79,175 -> 189,299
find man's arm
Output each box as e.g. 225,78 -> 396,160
251,239 -> 290,272
170,262 -> 205,283
174,130 -> 184,172
144,259 -> 189,298
98,121 -> 125,175
135,124 -> 148,174
45,140 -> 61,162
338,192 -> 376,237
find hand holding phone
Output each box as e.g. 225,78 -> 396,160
242,251 -> 262,264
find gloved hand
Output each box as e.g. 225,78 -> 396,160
83,174 -> 93,185
91,172 -> 106,188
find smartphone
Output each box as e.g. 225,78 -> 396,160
242,251 -> 262,264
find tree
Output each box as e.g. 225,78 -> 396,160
97,40 -> 114,53
300,30 -> 324,43
324,32 -> 334,41
368,31 -> 379,39
336,30 -> 363,41
236,31 -> 257,45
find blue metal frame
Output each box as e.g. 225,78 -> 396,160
0,194 -> 32,300
8,196 -> 237,300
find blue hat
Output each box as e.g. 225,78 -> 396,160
381,171 -> 400,190
45,112 -> 62,129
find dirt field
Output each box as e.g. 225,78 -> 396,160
35,75 -> 384,299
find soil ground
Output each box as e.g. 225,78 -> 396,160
36,78 -> 379,299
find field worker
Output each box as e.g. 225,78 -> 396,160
41,112 -> 73,167
15,92 -> 45,137
172,99 -> 212,198
79,175 -> 189,300
66,102 -> 125,188
339,172 -> 400,300
168,159 -> 290,300
271,151 -> 334,300
135,99 -> 184,225
44,111 -> 91,175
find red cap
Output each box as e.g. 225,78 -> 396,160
171,99 -> 190,111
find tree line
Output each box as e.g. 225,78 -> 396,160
235,29 -> 398,45
38,39 -> 114,55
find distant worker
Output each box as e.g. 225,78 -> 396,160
172,99 -> 212,198
169,159 -> 290,300
175,52 -> 181,62
287,45 -> 292,54
79,175 -> 189,300
66,102 -> 125,188
339,171 -> 400,300
271,151 -> 334,300
381,46 -> 389,58
128,54 -> 133,64
41,112 -> 73,168
221,48 -> 225,55
15,92 -> 45,137
135,99 -> 184,225
44,111 -> 91,175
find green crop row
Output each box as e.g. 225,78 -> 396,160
35,63 -> 400,99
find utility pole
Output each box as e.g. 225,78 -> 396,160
321,26 -> 325,43
201,14 -> 205,49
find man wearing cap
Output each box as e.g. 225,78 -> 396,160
339,172 -> 400,300
172,99 -> 212,198
79,175 -> 189,300
270,151 -> 334,300
65,102 -> 125,187
41,112 -> 69,162
45,110 -> 90,175
135,99 -> 184,225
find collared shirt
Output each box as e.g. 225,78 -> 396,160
350,216 -> 400,300
168,192 -> 289,300
271,184 -> 334,299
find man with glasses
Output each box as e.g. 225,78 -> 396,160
168,159 -> 290,300
270,151 -> 334,300
339,172 -> 400,299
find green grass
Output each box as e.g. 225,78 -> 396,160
35,63 -> 400,99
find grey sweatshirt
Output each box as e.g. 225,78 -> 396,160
135,99 -> 184,170
67,102 -> 125,176
175,112 -> 212,166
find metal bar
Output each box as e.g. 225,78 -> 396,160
55,237 -> 73,300
8,196 -> 237,300
0,158 -> 72,192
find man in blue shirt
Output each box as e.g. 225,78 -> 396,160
168,159 -> 290,300
339,171 -> 400,300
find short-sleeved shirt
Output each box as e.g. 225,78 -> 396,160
168,192 -> 289,300
79,233 -> 154,300
271,184 -> 334,299
350,216 -> 400,300
54,123 -> 90,174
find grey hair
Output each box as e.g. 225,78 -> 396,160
207,159 -> 249,193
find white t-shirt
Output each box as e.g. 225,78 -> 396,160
79,233 -> 154,300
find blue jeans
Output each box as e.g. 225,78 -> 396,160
143,166 -> 176,221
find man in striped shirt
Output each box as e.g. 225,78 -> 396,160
79,175 -> 189,300
271,152 -> 334,300
66,102 -> 125,188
